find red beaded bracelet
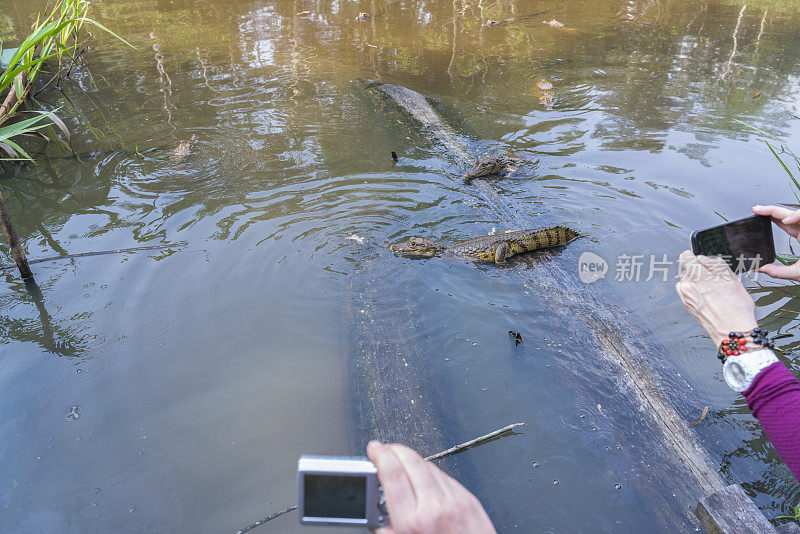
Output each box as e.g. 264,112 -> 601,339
717,329 -> 774,362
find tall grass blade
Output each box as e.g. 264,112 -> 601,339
765,141 -> 800,202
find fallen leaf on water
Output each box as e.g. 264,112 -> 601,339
753,92 -> 761,99
297,10 -> 311,15
597,404 -> 605,417
689,405 -> 709,426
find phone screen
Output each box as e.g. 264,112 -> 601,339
690,215 -> 775,272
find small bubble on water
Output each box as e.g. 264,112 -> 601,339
129,507 -> 135,513
100,284 -> 107,289
616,445 -> 622,450
579,413 -> 586,419
76,369 -> 83,374
592,426 -> 598,431
552,480 -> 559,486
532,461 -> 540,468
66,405 -> 80,421
92,503 -> 97,507
471,341 -> 478,346
614,483 -> 622,490
605,446 -> 611,452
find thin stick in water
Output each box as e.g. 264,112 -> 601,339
425,422 -> 526,461
0,242 -> 188,271
236,505 -> 298,534
234,422 -> 526,532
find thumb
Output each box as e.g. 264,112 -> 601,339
759,262 -> 800,281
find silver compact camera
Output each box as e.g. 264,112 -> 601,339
297,455 -> 389,528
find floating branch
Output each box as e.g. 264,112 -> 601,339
425,422 -> 526,461
236,505 -> 298,534
235,422 -> 525,532
0,242 -> 188,271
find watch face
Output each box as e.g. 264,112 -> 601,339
723,361 -> 747,391
723,350 -> 778,393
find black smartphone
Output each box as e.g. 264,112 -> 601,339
690,214 -> 775,272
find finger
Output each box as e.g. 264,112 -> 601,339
753,204 -> 795,221
783,209 -> 800,225
753,205 -> 799,235
759,262 -> 800,281
678,249 -> 696,267
389,444 -> 444,503
367,441 -> 416,520
678,250 -> 703,280
695,254 -> 735,279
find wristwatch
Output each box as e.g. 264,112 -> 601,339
722,349 -> 779,392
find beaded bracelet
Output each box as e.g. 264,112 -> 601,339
717,328 -> 774,362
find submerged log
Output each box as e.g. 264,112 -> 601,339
356,79 -> 774,528
695,484 -> 778,534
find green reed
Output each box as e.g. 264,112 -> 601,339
0,0 -> 128,160
736,118 -> 800,265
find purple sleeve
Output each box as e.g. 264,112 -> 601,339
742,361 -> 800,482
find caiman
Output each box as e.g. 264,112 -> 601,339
390,226 -> 578,264
463,155 -> 518,181
171,134 -> 199,162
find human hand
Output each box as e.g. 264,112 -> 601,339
366,441 -> 496,534
675,250 -> 757,346
753,205 -> 800,281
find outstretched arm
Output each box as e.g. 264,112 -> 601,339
743,361 -> 800,481
676,250 -> 800,482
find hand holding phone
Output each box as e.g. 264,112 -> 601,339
752,205 -> 800,281
690,214 -> 775,272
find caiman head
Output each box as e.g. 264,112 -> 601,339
464,155 -> 515,180
389,237 -> 446,258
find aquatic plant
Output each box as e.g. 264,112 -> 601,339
737,118 -> 800,265
0,0 -> 128,160
0,0 -> 128,280
776,501 -> 800,523
737,119 -> 800,202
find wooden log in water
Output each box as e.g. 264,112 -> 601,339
344,244 -> 496,516
345,260 -> 447,450
695,484 -> 778,534
358,79 -> 775,528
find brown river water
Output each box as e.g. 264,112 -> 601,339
1,0 -> 800,532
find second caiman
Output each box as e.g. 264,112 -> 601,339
390,226 -> 578,264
